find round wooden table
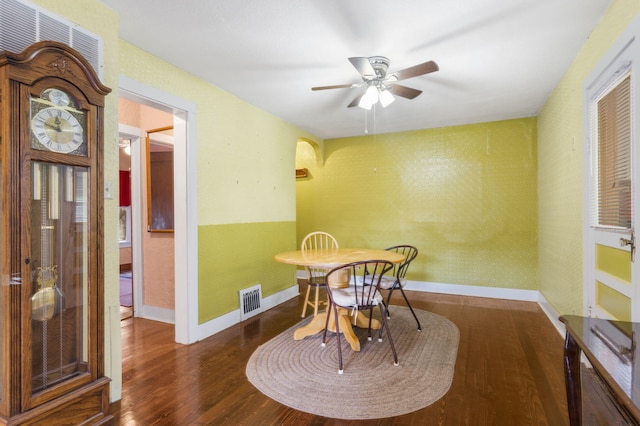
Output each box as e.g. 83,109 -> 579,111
275,248 -> 405,351
274,247 -> 405,269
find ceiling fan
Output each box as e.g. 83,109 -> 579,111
312,56 -> 439,109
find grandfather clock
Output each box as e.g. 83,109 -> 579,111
0,42 -> 112,424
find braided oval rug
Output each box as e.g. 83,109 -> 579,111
246,307 -> 459,420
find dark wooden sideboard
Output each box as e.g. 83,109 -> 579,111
560,315 -> 640,425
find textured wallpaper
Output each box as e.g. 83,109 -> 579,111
297,118 -> 538,290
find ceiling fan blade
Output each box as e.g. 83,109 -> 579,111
347,93 -> 363,108
389,84 -> 423,99
392,60 -> 439,81
348,57 -> 376,79
312,83 -> 357,91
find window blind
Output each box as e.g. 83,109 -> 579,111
595,74 -> 631,228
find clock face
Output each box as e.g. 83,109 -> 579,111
30,90 -> 86,156
31,107 -> 84,154
47,89 -> 70,107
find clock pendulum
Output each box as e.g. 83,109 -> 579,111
31,163 -> 66,391
31,163 -> 65,322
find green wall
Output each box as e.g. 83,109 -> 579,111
297,118 -> 538,290
116,41 -> 317,322
537,0 -> 640,316
198,221 -> 296,323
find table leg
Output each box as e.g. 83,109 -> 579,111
293,307 -> 381,352
353,311 -> 380,330
293,312 -> 328,340
335,309 -> 360,352
564,331 -> 582,426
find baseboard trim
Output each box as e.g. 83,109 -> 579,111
303,270 -> 566,337
537,292 -> 565,337
403,280 -> 540,302
197,284 -> 299,342
405,280 -> 564,338
139,305 -> 175,324
197,275 -> 566,343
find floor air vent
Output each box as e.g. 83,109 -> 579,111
239,284 -> 263,321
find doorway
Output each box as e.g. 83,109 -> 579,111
119,101 -> 175,325
118,76 -> 199,344
583,23 -> 640,321
119,136 -> 134,320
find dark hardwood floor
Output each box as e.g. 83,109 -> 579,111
112,285 -> 580,425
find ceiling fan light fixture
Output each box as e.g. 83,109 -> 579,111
358,97 -> 374,110
364,85 -> 379,103
379,89 -> 395,107
358,85 -> 379,109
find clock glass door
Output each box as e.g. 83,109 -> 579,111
30,161 -> 89,394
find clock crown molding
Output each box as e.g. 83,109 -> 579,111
47,58 -> 76,77
0,41 -> 111,100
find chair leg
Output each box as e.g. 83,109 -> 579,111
398,287 -> 422,331
313,285 -> 320,317
333,304 -> 344,374
322,302 -> 332,346
367,307 -> 374,341
385,288 -> 395,319
301,283 -> 312,318
378,303 -> 387,341
378,304 -> 399,366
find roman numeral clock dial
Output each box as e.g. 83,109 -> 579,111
30,88 -> 87,156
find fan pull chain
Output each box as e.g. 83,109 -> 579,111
364,108 -> 369,134
372,105 -> 377,173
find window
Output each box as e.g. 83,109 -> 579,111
591,73 -> 632,229
119,206 -> 131,248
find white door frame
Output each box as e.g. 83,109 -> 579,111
118,124 -> 144,317
119,76 -> 199,344
582,16 -> 640,320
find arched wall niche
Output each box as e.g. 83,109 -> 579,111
296,137 -> 324,169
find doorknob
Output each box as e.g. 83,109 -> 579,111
620,230 -> 636,262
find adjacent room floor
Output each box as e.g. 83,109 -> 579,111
119,271 -> 132,320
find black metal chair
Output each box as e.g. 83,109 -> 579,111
321,260 -> 398,374
379,245 -> 421,330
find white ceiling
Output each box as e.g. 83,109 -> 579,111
97,0 -> 612,140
